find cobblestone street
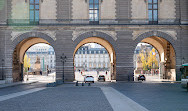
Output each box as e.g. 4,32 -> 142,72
111,82 -> 188,111
0,82 -> 187,111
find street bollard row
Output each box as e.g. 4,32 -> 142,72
75,81 -> 91,86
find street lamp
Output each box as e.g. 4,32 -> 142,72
60,53 -> 67,83
182,57 -> 185,65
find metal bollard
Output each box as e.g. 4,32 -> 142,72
82,82 -> 84,86
76,81 -> 79,86
88,83 -> 91,86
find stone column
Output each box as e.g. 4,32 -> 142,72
159,62 -> 165,79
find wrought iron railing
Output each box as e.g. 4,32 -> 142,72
0,19 -> 187,26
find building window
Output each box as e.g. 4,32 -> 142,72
148,0 -> 158,24
89,0 -> 99,24
30,0 -> 39,23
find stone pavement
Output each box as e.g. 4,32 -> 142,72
111,82 -> 188,111
0,85 -> 113,111
0,82 -> 187,111
0,81 -> 38,89
101,87 -> 148,111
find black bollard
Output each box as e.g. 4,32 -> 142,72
88,83 -> 91,86
82,82 -> 84,86
128,75 -> 130,81
76,81 -> 78,86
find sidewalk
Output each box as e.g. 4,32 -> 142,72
0,81 -> 38,89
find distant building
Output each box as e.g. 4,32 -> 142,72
26,45 -> 56,72
74,45 -> 110,71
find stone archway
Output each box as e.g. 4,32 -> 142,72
73,37 -> 116,81
134,31 -> 177,81
11,32 -> 56,82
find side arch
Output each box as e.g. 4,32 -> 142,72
12,31 -> 56,50
134,31 -> 177,51
11,31 -> 57,82
133,31 -> 178,80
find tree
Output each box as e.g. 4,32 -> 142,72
147,48 -> 159,69
139,48 -> 159,71
24,54 -> 31,72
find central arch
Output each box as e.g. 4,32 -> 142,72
73,37 -> 116,81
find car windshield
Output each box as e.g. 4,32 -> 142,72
99,75 -> 104,77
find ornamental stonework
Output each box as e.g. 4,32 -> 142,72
132,30 -> 177,40
72,30 -> 117,41
11,30 -> 57,41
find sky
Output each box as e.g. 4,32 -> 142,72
83,43 -> 103,48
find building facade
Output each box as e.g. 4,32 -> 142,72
26,44 -> 56,72
74,45 -> 110,71
0,0 -> 187,83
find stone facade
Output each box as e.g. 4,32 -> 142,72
72,0 -> 88,20
40,0 -> 57,20
131,0 -> 147,19
101,0 -> 116,20
0,0 -> 187,83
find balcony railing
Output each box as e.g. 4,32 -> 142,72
1,19 -> 187,26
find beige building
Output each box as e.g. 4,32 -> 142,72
74,44 -> 110,71
26,44 -> 56,72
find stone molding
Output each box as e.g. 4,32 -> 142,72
11,31 -> 57,41
72,30 -> 117,41
132,30 -> 177,40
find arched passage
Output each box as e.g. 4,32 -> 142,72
12,37 -> 56,82
73,37 -> 116,81
134,36 -> 176,81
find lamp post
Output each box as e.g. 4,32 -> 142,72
182,57 -> 185,65
27,67 -> 29,81
1,59 -> 4,80
60,53 -> 67,83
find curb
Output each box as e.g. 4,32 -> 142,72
0,81 -> 38,89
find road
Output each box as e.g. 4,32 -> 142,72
0,82 -> 187,111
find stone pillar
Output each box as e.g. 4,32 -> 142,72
159,62 -> 165,79
55,31 -> 74,82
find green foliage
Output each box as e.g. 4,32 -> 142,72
139,48 -> 159,71
24,54 -> 31,72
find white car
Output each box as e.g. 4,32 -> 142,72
84,76 -> 94,83
181,79 -> 188,89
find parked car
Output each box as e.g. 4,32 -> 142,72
181,63 -> 188,91
98,75 -> 105,81
138,75 -> 146,81
84,76 -> 94,83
